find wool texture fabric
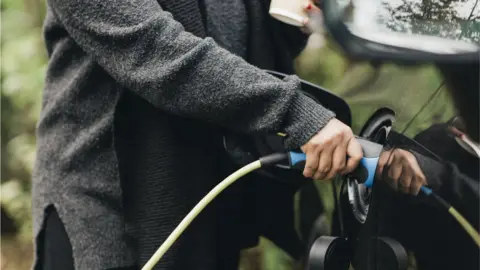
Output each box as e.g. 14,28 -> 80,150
33,0 -> 335,269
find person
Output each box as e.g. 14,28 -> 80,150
375,62 -> 479,270
32,0 -> 363,269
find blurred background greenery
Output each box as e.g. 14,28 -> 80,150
2,0 -> 46,268
1,0 -> 455,269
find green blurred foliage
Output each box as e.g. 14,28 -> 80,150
1,0 -> 47,268
1,1 -> 458,269
296,36 -> 456,137
1,0 -> 46,242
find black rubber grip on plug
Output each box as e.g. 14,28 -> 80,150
348,163 -> 368,183
292,160 -> 306,171
259,153 -> 289,167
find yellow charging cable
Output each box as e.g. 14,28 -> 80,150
448,206 -> 480,247
141,160 -> 262,270
141,148 -> 480,269
423,186 -> 480,248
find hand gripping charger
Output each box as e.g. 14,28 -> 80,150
287,137 -> 383,187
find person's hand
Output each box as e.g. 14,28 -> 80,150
301,118 -> 363,180
376,148 -> 427,195
301,0 -> 325,34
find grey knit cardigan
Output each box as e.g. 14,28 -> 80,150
32,0 -> 335,269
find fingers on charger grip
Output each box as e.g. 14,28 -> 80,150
287,138 -> 382,186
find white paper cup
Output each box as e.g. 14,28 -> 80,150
269,0 -> 309,27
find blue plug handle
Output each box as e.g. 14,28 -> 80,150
288,152 -> 308,168
359,157 -> 379,187
288,138 -> 435,193
288,138 -> 383,187
420,186 -> 433,195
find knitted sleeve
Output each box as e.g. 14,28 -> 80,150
46,0 -> 335,149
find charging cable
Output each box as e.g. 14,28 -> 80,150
142,149 -> 479,269
141,153 -> 287,270
292,147 -> 480,248
420,186 -> 480,247
142,138 -> 393,269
